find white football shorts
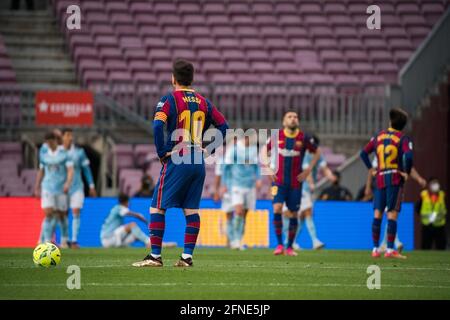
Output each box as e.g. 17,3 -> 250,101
41,191 -> 68,211
221,191 -> 234,213
231,186 -> 256,210
69,190 -> 85,209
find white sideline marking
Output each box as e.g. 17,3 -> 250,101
2,282 -> 450,289
3,264 -> 450,272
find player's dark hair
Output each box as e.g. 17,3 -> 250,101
389,108 -> 408,131
118,193 -> 129,205
283,110 -> 298,117
61,128 -> 73,135
172,59 -> 194,86
44,132 -> 56,141
428,177 -> 438,183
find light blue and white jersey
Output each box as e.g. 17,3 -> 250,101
40,146 -> 73,194
100,204 -> 130,238
302,152 -> 327,194
66,144 -> 94,195
223,141 -> 260,189
215,158 -> 232,190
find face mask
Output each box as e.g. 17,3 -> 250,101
430,183 -> 440,193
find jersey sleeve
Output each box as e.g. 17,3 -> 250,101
206,99 -> 228,139
65,153 -> 74,168
304,133 -> 318,152
153,96 -> 171,158
400,136 -> 413,174
153,97 -> 170,123
119,206 -> 130,217
80,149 -> 95,188
360,135 -> 377,169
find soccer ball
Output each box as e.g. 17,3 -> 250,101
33,243 -> 61,267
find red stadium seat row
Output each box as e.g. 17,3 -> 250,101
50,0 -> 447,89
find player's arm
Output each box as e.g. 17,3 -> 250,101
360,136 -> 375,170
153,98 -> 171,162
364,169 -> 374,198
63,161 -> 74,194
306,172 -> 315,192
209,103 -> 229,140
298,135 -> 321,182
410,167 -> 426,188
320,161 -> 337,183
125,211 -> 148,224
80,149 -> 97,196
400,136 -> 413,180
213,175 -> 222,202
34,167 -> 44,197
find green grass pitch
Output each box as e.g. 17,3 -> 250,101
1,248 -> 449,299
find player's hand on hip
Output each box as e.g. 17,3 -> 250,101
160,152 -> 172,164
399,171 -> 409,181
34,187 -> 40,198
297,168 -> 311,182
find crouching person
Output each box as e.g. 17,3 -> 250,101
100,193 -> 150,248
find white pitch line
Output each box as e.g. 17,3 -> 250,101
2,264 -> 450,272
1,282 -> 450,289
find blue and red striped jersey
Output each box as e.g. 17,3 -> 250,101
267,128 -> 318,188
153,88 -> 228,158
361,128 -> 413,188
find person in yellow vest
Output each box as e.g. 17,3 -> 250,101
418,178 -> 447,250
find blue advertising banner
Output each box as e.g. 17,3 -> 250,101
69,198 -> 414,250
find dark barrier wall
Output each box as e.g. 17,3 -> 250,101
406,80 -> 450,248
0,198 -> 414,250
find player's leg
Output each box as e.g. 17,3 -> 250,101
232,203 -> 245,248
40,191 -> 57,243
226,211 -> 234,247
221,191 -> 234,247
302,207 -> 323,250
272,184 -> 286,255
284,188 -> 301,256
230,186 -> 243,249
70,190 -> 85,248
384,186 -> 406,259
301,190 -> 323,250
236,187 -> 256,251
131,207 -> 165,267
371,187 -> 385,257
121,222 -> 150,247
126,221 -> 150,247
56,194 -> 69,247
380,215 -> 403,253
284,209 -> 298,256
174,163 -> 205,267
132,162 -> 174,267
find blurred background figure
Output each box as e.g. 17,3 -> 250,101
417,178 -> 447,250
319,171 -> 352,201
100,194 -> 150,248
133,174 -> 154,198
